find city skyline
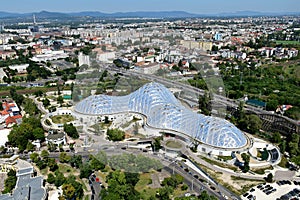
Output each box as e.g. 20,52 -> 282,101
1,0 -> 300,14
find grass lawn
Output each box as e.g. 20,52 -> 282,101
58,163 -> 76,174
135,173 -> 157,199
251,166 -> 273,175
283,64 -> 300,79
198,155 -> 239,171
51,115 -> 75,124
217,155 -> 233,161
173,186 -> 187,197
278,156 -> 289,168
40,167 -> 49,176
165,140 -> 182,149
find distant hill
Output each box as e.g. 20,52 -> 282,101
217,10 -> 300,17
0,10 -> 299,19
0,11 -> 22,18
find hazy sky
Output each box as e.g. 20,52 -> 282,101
1,0 -> 300,14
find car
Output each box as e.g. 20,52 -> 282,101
250,188 -> 255,192
184,193 -> 191,197
243,193 -> 249,197
257,185 -> 263,189
276,181 -> 281,185
247,194 -> 253,199
263,189 -> 269,193
266,191 -> 272,195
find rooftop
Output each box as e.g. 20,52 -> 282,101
75,82 -> 247,149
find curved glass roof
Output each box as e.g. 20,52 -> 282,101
75,82 -> 247,149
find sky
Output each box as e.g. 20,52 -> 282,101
1,0 -> 300,14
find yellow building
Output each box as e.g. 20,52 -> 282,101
180,40 -> 212,51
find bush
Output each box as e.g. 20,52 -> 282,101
107,128 -> 125,141
181,184 -> 188,191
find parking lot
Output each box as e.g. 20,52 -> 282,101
241,180 -> 300,200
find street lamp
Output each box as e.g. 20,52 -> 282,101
191,179 -> 194,191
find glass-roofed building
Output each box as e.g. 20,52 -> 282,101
75,82 -> 248,152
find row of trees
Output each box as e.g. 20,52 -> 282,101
2,170 -> 17,194
30,150 -> 58,171
174,191 -> 218,200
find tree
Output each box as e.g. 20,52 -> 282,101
157,186 -> 173,200
34,90 -> 43,97
32,128 -> 45,141
239,114 -> 262,134
2,170 -> 17,194
198,90 -> 212,116
153,136 -> 163,151
161,174 -> 183,189
43,98 -> 50,107
59,152 -> 71,163
106,128 -> 125,141
279,140 -> 286,153
271,132 -> 282,143
57,96 -> 64,105
241,153 -> 250,173
62,184 -> 76,200
266,173 -> 273,183
30,152 -> 39,163
63,123 -> 79,139
198,190 -> 218,200
26,142 -> 36,151
241,153 -> 250,163
47,173 -> 56,184
79,163 -> 92,179
48,158 -> 58,172
89,155 -> 105,170
125,172 -> 140,186
181,184 -> 188,191
65,175 -> 84,199
70,155 -> 82,168
41,150 -> 50,160
54,170 -> 66,187
36,159 -> 47,170
101,170 -> 140,200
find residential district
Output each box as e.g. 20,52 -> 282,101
0,13 -> 299,200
